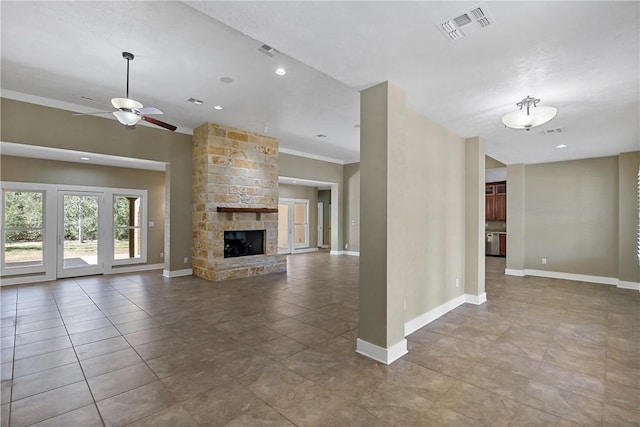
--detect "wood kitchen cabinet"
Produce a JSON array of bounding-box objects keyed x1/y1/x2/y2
[
  {"x1": 486, "y1": 181, "x2": 507, "y2": 221},
  {"x1": 499, "y1": 233, "x2": 507, "y2": 256}
]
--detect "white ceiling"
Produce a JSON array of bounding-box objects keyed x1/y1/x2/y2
[{"x1": 1, "y1": 1, "x2": 638, "y2": 167}]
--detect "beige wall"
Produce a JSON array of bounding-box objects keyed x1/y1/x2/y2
[
  {"x1": 343, "y1": 162, "x2": 360, "y2": 253},
  {"x1": 278, "y1": 183, "x2": 319, "y2": 248},
  {"x1": 398, "y1": 109, "x2": 466, "y2": 321},
  {"x1": 1, "y1": 156, "x2": 166, "y2": 265},
  {"x1": 359, "y1": 82, "x2": 468, "y2": 352},
  {"x1": 465, "y1": 137, "x2": 485, "y2": 297},
  {"x1": 523, "y1": 156, "x2": 619, "y2": 277},
  {"x1": 618, "y1": 151, "x2": 640, "y2": 283},
  {"x1": 278, "y1": 153, "x2": 343, "y2": 252},
  {"x1": 1, "y1": 98, "x2": 193, "y2": 271},
  {"x1": 359, "y1": 82, "x2": 393, "y2": 348},
  {"x1": 506, "y1": 164, "x2": 526, "y2": 272},
  {"x1": 486, "y1": 155, "x2": 506, "y2": 169}
]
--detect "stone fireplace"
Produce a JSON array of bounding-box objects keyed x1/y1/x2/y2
[{"x1": 192, "y1": 123, "x2": 286, "y2": 281}]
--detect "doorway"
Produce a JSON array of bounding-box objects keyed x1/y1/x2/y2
[
  {"x1": 277, "y1": 198, "x2": 309, "y2": 254},
  {"x1": 58, "y1": 191, "x2": 104, "y2": 278}
]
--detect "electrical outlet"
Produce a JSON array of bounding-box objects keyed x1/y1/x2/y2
[
  {"x1": 345, "y1": 243, "x2": 348, "y2": 250},
  {"x1": 184, "y1": 257, "x2": 189, "y2": 263},
  {"x1": 455, "y1": 278, "x2": 460, "y2": 288},
  {"x1": 160, "y1": 252, "x2": 164, "y2": 258},
  {"x1": 542, "y1": 257, "x2": 547, "y2": 265},
  {"x1": 148, "y1": 221, "x2": 155, "y2": 227}
]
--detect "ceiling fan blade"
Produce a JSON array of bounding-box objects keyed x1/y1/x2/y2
[
  {"x1": 72, "y1": 111, "x2": 113, "y2": 116},
  {"x1": 141, "y1": 115, "x2": 177, "y2": 131},
  {"x1": 137, "y1": 106, "x2": 163, "y2": 115}
]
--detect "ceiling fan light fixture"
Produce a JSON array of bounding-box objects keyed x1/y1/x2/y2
[
  {"x1": 112, "y1": 97, "x2": 143, "y2": 110},
  {"x1": 501, "y1": 96, "x2": 557, "y2": 131},
  {"x1": 113, "y1": 110, "x2": 141, "y2": 126}
]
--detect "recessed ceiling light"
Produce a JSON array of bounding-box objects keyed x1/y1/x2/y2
[
  {"x1": 292, "y1": 180, "x2": 297, "y2": 184},
  {"x1": 218, "y1": 77, "x2": 234, "y2": 84},
  {"x1": 314, "y1": 134, "x2": 327, "y2": 138},
  {"x1": 213, "y1": 105, "x2": 223, "y2": 110},
  {"x1": 187, "y1": 98, "x2": 204, "y2": 105},
  {"x1": 556, "y1": 144, "x2": 568, "y2": 149},
  {"x1": 275, "y1": 68, "x2": 287, "y2": 76},
  {"x1": 80, "y1": 156, "x2": 91, "y2": 161}
]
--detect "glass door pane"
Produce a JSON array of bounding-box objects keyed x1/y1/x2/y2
[
  {"x1": 294, "y1": 202, "x2": 308, "y2": 247},
  {"x1": 59, "y1": 192, "x2": 103, "y2": 277},
  {"x1": 277, "y1": 203, "x2": 290, "y2": 254},
  {"x1": 114, "y1": 195, "x2": 142, "y2": 260},
  {"x1": 2, "y1": 190, "x2": 45, "y2": 272}
]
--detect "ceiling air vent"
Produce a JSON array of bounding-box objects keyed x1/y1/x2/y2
[
  {"x1": 539, "y1": 128, "x2": 565, "y2": 134},
  {"x1": 437, "y1": 3, "x2": 495, "y2": 41},
  {"x1": 258, "y1": 44, "x2": 278, "y2": 57}
]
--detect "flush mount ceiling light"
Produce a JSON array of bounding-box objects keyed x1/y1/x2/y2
[{"x1": 501, "y1": 96, "x2": 557, "y2": 131}]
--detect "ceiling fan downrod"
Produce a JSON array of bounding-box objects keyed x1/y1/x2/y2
[{"x1": 122, "y1": 51, "x2": 134, "y2": 99}]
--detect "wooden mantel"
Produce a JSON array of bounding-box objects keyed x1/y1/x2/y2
[{"x1": 216, "y1": 207, "x2": 278, "y2": 214}]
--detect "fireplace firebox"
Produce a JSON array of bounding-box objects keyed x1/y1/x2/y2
[{"x1": 224, "y1": 230, "x2": 265, "y2": 258}]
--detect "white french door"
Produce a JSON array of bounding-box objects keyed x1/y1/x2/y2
[
  {"x1": 58, "y1": 191, "x2": 105, "y2": 278},
  {"x1": 277, "y1": 198, "x2": 309, "y2": 254}
]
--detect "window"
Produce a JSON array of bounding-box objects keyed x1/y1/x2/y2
[
  {"x1": 113, "y1": 194, "x2": 146, "y2": 263},
  {"x1": 2, "y1": 190, "x2": 45, "y2": 273}
]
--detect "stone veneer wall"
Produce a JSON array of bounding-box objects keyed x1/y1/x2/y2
[{"x1": 192, "y1": 123, "x2": 286, "y2": 281}]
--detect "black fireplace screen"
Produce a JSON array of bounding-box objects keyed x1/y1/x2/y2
[{"x1": 224, "y1": 230, "x2": 265, "y2": 258}]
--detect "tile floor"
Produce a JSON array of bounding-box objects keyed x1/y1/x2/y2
[{"x1": 0, "y1": 254, "x2": 638, "y2": 426}]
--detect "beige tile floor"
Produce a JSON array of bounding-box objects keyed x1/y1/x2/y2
[{"x1": 0, "y1": 253, "x2": 638, "y2": 426}]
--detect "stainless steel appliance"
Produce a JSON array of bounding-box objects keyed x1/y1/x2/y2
[{"x1": 486, "y1": 232, "x2": 500, "y2": 256}]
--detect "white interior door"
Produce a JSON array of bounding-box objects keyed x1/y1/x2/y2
[
  {"x1": 317, "y1": 202, "x2": 323, "y2": 248},
  {"x1": 58, "y1": 191, "x2": 104, "y2": 277},
  {"x1": 277, "y1": 203, "x2": 290, "y2": 254},
  {"x1": 278, "y1": 198, "x2": 309, "y2": 254}
]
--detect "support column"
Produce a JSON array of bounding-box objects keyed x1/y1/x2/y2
[
  {"x1": 505, "y1": 164, "x2": 526, "y2": 276},
  {"x1": 357, "y1": 82, "x2": 407, "y2": 364},
  {"x1": 464, "y1": 137, "x2": 486, "y2": 304},
  {"x1": 618, "y1": 151, "x2": 640, "y2": 290}
]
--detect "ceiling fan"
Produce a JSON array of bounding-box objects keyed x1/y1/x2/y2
[{"x1": 75, "y1": 52, "x2": 177, "y2": 131}]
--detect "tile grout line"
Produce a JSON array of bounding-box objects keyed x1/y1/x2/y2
[{"x1": 50, "y1": 280, "x2": 108, "y2": 427}]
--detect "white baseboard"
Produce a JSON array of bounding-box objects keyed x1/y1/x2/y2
[
  {"x1": 465, "y1": 292, "x2": 487, "y2": 305},
  {"x1": 356, "y1": 338, "x2": 407, "y2": 365},
  {"x1": 404, "y1": 294, "x2": 466, "y2": 336},
  {"x1": 404, "y1": 292, "x2": 487, "y2": 336},
  {"x1": 505, "y1": 268, "x2": 526, "y2": 276},
  {"x1": 292, "y1": 248, "x2": 318, "y2": 254},
  {"x1": 617, "y1": 280, "x2": 640, "y2": 291},
  {"x1": 330, "y1": 250, "x2": 343, "y2": 255},
  {"x1": 508, "y1": 268, "x2": 636, "y2": 291},
  {"x1": 318, "y1": 245, "x2": 329, "y2": 249},
  {"x1": 1, "y1": 273, "x2": 56, "y2": 286},
  {"x1": 523, "y1": 269, "x2": 617, "y2": 286},
  {"x1": 343, "y1": 251, "x2": 360, "y2": 257},
  {"x1": 107, "y1": 263, "x2": 164, "y2": 274},
  {"x1": 162, "y1": 268, "x2": 193, "y2": 278}
]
